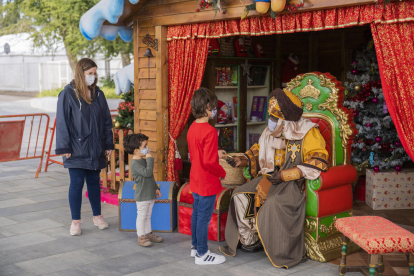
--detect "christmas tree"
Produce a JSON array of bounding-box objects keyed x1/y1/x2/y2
[
  {"x1": 112, "y1": 88, "x2": 134, "y2": 168},
  {"x1": 114, "y1": 89, "x2": 134, "y2": 131},
  {"x1": 343, "y1": 31, "x2": 410, "y2": 173}
]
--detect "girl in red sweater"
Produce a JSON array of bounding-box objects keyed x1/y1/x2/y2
[{"x1": 187, "y1": 87, "x2": 227, "y2": 265}]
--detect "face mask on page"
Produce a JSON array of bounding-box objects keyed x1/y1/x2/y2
[{"x1": 268, "y1": 119, "x2": 278, "y2": 132}]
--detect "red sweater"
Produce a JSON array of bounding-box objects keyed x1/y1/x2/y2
[{"x1": 187, "y1": 122, "x2": 226, "y2": 196}]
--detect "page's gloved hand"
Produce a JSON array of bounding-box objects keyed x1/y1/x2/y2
[
  {"x1": 226, "y1": 156, "x2": 241, "y2": 168},
  {"x1": 267, "y1": 171, "x2": 282, "y2": 185}
]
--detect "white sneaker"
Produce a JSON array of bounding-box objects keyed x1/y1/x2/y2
[
  {"x1": 195, "y1": 250, "x2": 226, "y2": 265},
  {"x1": 191, "y1": 246, "x2": 197, "y2": 257}
]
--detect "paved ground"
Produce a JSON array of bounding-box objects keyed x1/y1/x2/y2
[
  {"x1": 0, "y1": 159, "x2": 364, "y2": 276},
  {"x1": 0, "y1": 95, "x2": 364, "y2": 275}
]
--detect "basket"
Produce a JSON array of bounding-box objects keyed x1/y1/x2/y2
[{"x1": 219, "y1": 153, "x2": 247, "y2": 186}]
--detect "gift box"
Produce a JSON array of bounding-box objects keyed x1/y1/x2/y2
[
  {"x1": 119, "y1": 181, "x2": 178, "y2": 232},
  {"x1": 366, "y1": 169, "x2": 414, "y2": 210},
  {"x1": 178, "y1": 183, "x2": 232, "y2": 242}
]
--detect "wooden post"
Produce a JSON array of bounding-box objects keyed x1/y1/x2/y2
[
  {"x1": 127, "y1": 129, "x2": 134, "y2": 181},
  {"x1": 340, "y1": 235, "x2": 349, "y2": 276},
  {"x1": 119, "y1": 130, "x2": 125, "y2": 183},
  {"x1": 110, "y1": 129, "x2": 116, "y2": 190},
  {"x1": 133, "y1": 19, "x2": 140, "y2": 133},
  {"x1": 155, "y1": 25, "x2": 168, "y2": 181},
  {"x1": 369, "y1": 254, "x2": 378, "y2": 276},
  {"x1": 378, "y1": 254, "x2": 384, "y2": 276}
]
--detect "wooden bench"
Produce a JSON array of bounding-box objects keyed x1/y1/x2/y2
[{"x1": 335, "y1": 216, "x2": 414, "y2": 276}]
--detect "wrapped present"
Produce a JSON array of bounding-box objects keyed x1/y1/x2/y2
[
  {"x1": 366, "y1": 169, "x2": 414, "y2": 210},
  {"x1": 178, "y1": 183, "x2": 232, "y2": 242},
  {"x1": 119, "y1": 181, "x2": 178, "y2": 232}
]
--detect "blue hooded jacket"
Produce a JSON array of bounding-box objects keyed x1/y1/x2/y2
[{"x1": 55, "y1": 82, "x2": 114, "y2": 170}]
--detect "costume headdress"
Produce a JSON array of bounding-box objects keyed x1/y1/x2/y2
[{"x1": 268, "y1": 88, "x2": 303, "y2": 122}]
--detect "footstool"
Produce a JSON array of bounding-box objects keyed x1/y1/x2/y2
[{"x1": 335, "y1": 216, "x2": 414, "y2": 276}]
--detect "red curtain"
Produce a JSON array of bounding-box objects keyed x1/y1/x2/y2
[
  {"x1": 167, "y1": 24, "x2": 210, "y2": 182},
  {"x1": 371, "y1": 21, "x2": 414, "y2": 161},
  {"x1": 167, "y1": 2, "x2": 414, "y2": 40}
]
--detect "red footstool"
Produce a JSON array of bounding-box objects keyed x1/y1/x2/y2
[{"x1": 335, "y1": 216, "x2": 414, "y2": 276}]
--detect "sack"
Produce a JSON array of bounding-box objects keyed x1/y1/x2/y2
[
  {"x1": 254, "y1": 175, "x2": 272, "y2": 217},
  {"x1": 255, "y1": 176, "x2": 272, "y2": 205}
]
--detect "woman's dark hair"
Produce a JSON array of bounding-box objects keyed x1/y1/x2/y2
[
  {"x1": 124, "y1": 133, "x2": 149, "y2": 155},
  {"x1": 191, "y1": 87, "x2": 218, "y2": 119}
]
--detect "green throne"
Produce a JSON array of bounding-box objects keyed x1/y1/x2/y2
[{"x1": 285, "y1": 72, "x2": 360, "y2": 262}]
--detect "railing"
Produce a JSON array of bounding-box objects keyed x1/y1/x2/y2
[
  {"x1": 100, "y1": 127, "x2": 133, "y2": 191},
  {"x1": 0, "y1": 113, "x2": 50, "y2": 177}
]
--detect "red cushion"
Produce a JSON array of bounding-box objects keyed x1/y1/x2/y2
[
  {"x1": 335, "y1": 216, "x2": 414, "y2": 254},
  {"x1": 319, "y1": 165, "x2": 357, "y2": 191},
  {"x1": 317, "y1": 184, "x2": 352, "y2": 217},
  {"x1": 310, "y1": 117, "x2": 332, "y2": 164}
]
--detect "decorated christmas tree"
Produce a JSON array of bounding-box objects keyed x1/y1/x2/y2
[
  {"x1": 344, "y1": 31, "x2": 410, "y2": 173},
  {"x1": 113, "y1": 89, "x2": 134, "y2": 131},
  {"x1": 112, "y1": 88, "x2": 134, "y2": 168}
]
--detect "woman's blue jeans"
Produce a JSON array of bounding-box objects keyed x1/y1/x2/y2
[
  {"x1": 191, "y1": 192, "x2": 216, "y2": 256},
  {"x1": 68, "y1": 168, "x2": 101, "y2": 220}
]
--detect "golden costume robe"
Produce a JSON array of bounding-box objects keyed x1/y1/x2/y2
[{"x1": 219, "y1": 118, "x2": 329, "y2": 268}]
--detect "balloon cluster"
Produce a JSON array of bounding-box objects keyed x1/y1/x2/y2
[{"x1": 348, "y1": 80, "x2": 382, "y2": 103}]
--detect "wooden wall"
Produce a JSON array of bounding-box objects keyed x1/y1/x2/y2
[{"x1": 134, "y1": 23, "x2": 168, "y2": 181}]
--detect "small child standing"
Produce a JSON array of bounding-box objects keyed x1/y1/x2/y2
[
  {"x1": 187, "y1": 87, "x2": 227, "y2": 265},
  {"x1": 124, "y1": 133, "x2": 163, "y2": 247}
]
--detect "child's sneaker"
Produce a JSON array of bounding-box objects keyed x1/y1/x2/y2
[
  {"x1": 138, "y1": 235, "x2": 152, "y2": 247},
  {"x1": 70, "y1": 220, "x2": 82, "y2": 236},
  {"x1": 146, "y1": 232, "x2": 163, "y2": 243},
  {"x1": 191, "y1": 246, "x2": 197, "y2": 257},
  {"x1": 93, "y1": 215, "x2": 109, "y2": 230},
  {"x1": 195, "y1": 250, "x2": 226, "y2": 265}
]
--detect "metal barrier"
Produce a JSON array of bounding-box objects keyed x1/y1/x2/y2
[
  {"x1": 0, "y1": 113, "x2": 50, "y2": 178},
  {"x1": 44, "y1": 118, "x2": 63, "y2": 172},
  {"x1": 44, "y1": 109, "x2": 118, "y2": 172}
]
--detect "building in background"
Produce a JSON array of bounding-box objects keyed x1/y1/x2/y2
[{"x1": 0, "y1": 33, "x2": 123, "y2": 94}]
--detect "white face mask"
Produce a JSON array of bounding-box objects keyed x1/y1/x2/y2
[
  {"x1": 85, "y1": 74, "x2": 95, "y2": 86},
  {"x1": 210, "y1": 109, "x2": 217, "y2": 119},
  {"x1": 268, "y1": 118, "x2": 278, "y2": 132}
]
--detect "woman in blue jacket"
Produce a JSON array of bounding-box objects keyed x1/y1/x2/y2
[{"x1": 56, "y1": 58, "x2": 114, "y2": 236}]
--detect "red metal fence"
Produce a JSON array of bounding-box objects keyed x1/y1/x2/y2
[
  {"x1": 44, "y1": 109, "x2": 119, "y2": 172},
  {"x1": 0, "y1": 113, "x2": 50, "y2": 178}
]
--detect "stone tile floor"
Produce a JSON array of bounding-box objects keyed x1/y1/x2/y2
[{"x1": 0, "y1": 159, "x2": 412, "y2": 275}]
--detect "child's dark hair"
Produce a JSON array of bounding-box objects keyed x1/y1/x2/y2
[
  {"x1": 191, "y1": 87, "x2": 218, "y2": 119},
  {"x1": 123, "y1": 133, "x2": 149, "y2": 155}
]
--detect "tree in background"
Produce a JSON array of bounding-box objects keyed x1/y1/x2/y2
[
  {"x1": 18, "y1": 0, "x2": 100, "y2": 73},
  {"x1": 0, "y1": 0, "x2": 31, "y2": 35},
  {"x1": 344, "y1": 31, "x2": 410, "y2": 173},
  {"x1": 100, "y1": 36, "x2": 133, "y2": 68},
  {"x1": 1, "y1": 0, "x2": 132, "y2": 74}
]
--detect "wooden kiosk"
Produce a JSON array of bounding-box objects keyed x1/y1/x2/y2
[{"x1": 97, "y1": 0, "x2": 396, "y2": 183}]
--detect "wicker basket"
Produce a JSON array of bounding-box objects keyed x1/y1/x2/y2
[{"x1": 219, "y1": 153, "x2": 247, "y2": 186}]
